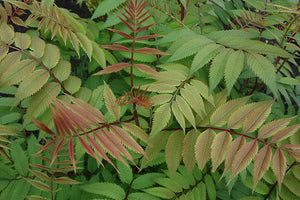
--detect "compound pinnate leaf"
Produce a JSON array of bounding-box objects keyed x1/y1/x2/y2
[
  {"x1": 257, "y1": 117, "x2": 294, "y2": 139},
  {"x1": 104, "y1": 82, "x2": 120, "y2": 120},
  {"x1": 150, "y1": 103, "x2": 171, "y2": 140}
]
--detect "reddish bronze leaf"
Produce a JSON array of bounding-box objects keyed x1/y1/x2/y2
[
  {"x1": 107, "y1": 28, "x2": 133, "y2": 39},
  {"x1": 272, "y1": 148, "x2": 286, "y2": 189},
  {"x1": 136, "y1": 23, "x2": 158, "y2": 32},
  {"x1": 135, "y1": 47, "x2": 170, "y2": 55},
  {"x1": 68, "y1": 138, "x2": 76, "y2": 173},
  {"x1": 101, "y1": 44, "x2": 131, "y2": 52},
  {"x1": 50, "y1": 138, "x2": 65, "y2": 166},
  {"x1": 93, "y1": 131, "x2": 128, "y2": 167},
  {"x1": 36, "y1": 137, "x2": 58, "y2": 154},
  {"x1": 86, "y1": 134, "x2": 115, "y2": 168},
  {"x1": 112, "y1": 14, "x2": 135, "y2": 32},
  {"x1": 31, "y1": 117, "x2": 55, "y2": 136},
  {"x1": 136, "y1": 34, "x2": 165, "y2": 41},
  {"x1": 79, "y1": 136, "x2": 103, "y2": 165},
  {"x1": 94, "y1": 63, "x2": 130, "y2": 75},
  {"x1": 134, "y1": 64, "x2": 161, "y2": 76}
]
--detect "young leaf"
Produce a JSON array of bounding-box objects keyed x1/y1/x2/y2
[
  {"x1": 26, "y1": 179, "x2": 50, "y2": 191},
  {"x1": 182, "y1": 130, "x2": 198, "y2": 173},
  {"x1": 211, "y1": 96, "x2": 250, "y2": 127},
  {"x1": 30, "y1": 36, "x2": 45, "y2": 58},
  {"x1": 253, "y1": 145, "x2": 272, "y2": 191},
  {"x1": 171, "y1": 101, "x2": 185, "y2": 131},
  {"x1": 104, "y1": 82, "x2": 120, "y2": 120},
  {"x1": 257, "y1": 117, "x2": 294, "y2": 139},
  {"x1": 165, "y1": 130, "x2": 184, "y2": 178},
  {"x1": 14, "y1": 69, "x2": 49, "y2": 104},
  {"x1": 150, "y1": 103, "x2": 171, "y2": 140},
  {"x1": 42, "y1": 43, "x2": 60, "y2": 69},
  {"x1": 93, "y1": 63, "x2": 130, "y2": 75},
  {"x1": 243, "y1": 100, "x2": 273, "y2": 133},
  {"x1": 121, "y1": 122, "x2": 148, "y2": 143},
  {"x1": 134, "y1": 64, "x2": 161, "y2": 77},
  {"x1": 230, "y1": 140, "x2": 258, "y2": 181},
  {"x1": 195, "y1": 129, "x2": 216, "y2": 170},
  {"x1": 270, "y1": 124, "x2": 300, "y2": 143},
  {"x1": 176, "y1": 95, "x2": 196, "y2": 129},
  {"x1": 223, "y1": 136, "x2": 246, "y2": 176},
  {"x1": 52, "y1": 60, "x2": 71, "y2": 81},
  {"x1": 211, "y1": 131, "x2": 232, "y2": 172},
  {"x1": 272, "y1": 148, "x2": 286, "y2": 189},
  {"x1": 15, "y1": 32, "x2": 31, "y2": 50},
  {"x1": 53, "y1": 177, "x2": 80, "y2": 184}
]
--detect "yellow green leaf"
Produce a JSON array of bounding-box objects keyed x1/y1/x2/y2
[
  {"x1": 27, "y1": 82, "x2": 61, "y2": 118},
  {"x1": 0, "y1": 22, "x2": 14, "y2": 44},
  {"x1": 183, "y1": 130, "x2": 198, "y2": 173},
  {"x1": 14, "y1": 69, "x2": 49, "y2": 103},
  {"x1": 53, "y1": 60, "x2": 71, "y2": 81},
  {"x1": 211, "y1": 96, "x2": 250, "y2": 126},
  {"x1": 230, "y1": 140, "x2": 258, "y2": 181},
  {"x1": 272, "y1": 148, "x2": 286, "y2": 189},
  {"x1": 176, "y1": 95, "x2": 196, "y2": 129},
  {"x1": 253, "y1": 145, "x2": 272, "y2": 191},
  {"x1": 104, "y1": 82, "x2": 120, "y2": 120},
  {"x1": 42, "y1": 44, "x2": 60, "y2": 69},
  {"x1": 258, "y1": 117, "x2": 294, "y2": 139},
  {"x1": 150, "y1": 103, "x2": 171, "y2": 140},
  {"x1": 166, "y1": 130, "x2": 184, "y2": 178},
  {"x1": 26, "y1": 179, "x2": 50, "y2": 191},
  {"x1": 195, "y1": 129, "x2": 216, "y2": 170},
  {"x1": 30, "y1": 36, "x2": 45, "y2": 58},
  {"x1": 243, "y1": 100, "x2": 273, "y2": 133},
  {"x1": 211, "y1": 131, "x2": 232, "y2": 172},
  {"x1": 172, "y1": 101, "x2": 185, "y2": 132},
  {"x1": 77, "y1": 32, "x2": 92, "y2": 59},
  {"x1": 15, "y1": 32, "x2": 31, "y2": 49},
  {"x1": 63, "y1": 75, "x2": 81, "y2": 94}
]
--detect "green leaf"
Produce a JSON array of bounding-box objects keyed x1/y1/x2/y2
[
  {"x1": 165, "y1": 130, "x2": 184, "y2": 178},
  {"x1": 92, "y1": 42, "x2": 106, "y2": 67},
  {"x1": 14, "y1": 69, "x2": 49, "y2": 104},
  {"x1": 42, "y1": 44, "x2": 60, "y2": 69},
  {"x1": 15, "y1": 33, "x2": 31, "y2": 50},
  {"x1": 53, "y1": 60, "x2": 71, "y2": 82},
  {"x1": 11, "y1": 143, "x2": 29, "y2": 176},
  {"x1": 190, "y1": 43, "x2": 223, "y2": 76},
  {"x1": 150, "y1": 103, "x2": 171, "y2": 140},
  {"x1": 0, "y1": 22, "x2": 14, "y2": 44},
  {"x1": 176, "y1": 96, "x2": 196, "y2": 129},
  {"x1": 30, "y1": 36, "x2": 45, "y2": 58},
  {"x1": 117, "y1": 160, "x2": 133, "y2": 184},
  {"x1": 104, "y1": 82, "x2": 120, "y2": 120},
  {"x1": 247, "y1": 53, "x2": 277, "y2": 97},
  {"x1": 204, "y1": 175, "x2": 216, "y2": 200},
  {"x1": 127, "y1": 192, "x2": 160, "y2": 200},
  {"x1": 278, "y1": 77, "x2": 300, "y2": 85},
  {"x1": 224, "y1": 50, "x2": 245, "y2": 94},
  {"x1": 91, "y1": 0, "x2": 127, "y2": 19},
  {"x1": 167, "y1": 35, "x2": 213, "y2": 63},
  {"x1": 209, "y1": 48, "x2": 232, "y2": 92},
  {"x1": 63, "y1": 75, "x2": 82, "y2": 94},
  {"x1": 0, "y1": 180, "x2": 30, "y2": 200},
  {"x1": 27, "y1": 82, "x2": 61, "y2": 118},
  {"x1": 0, "y1": 59, "x2": 36, "y2": 88},
  {"x1": 144, "y1": 187, "x2": 175, "y2": 199},
  {"x1": 132, "y1": 173, "x2": 165, "y2": 190},
  {"x1": 171, "y1": 101, "x2": 185, "y2": 131},
  {"x1": 80, "y1": 183, "x2": 126, "y2": 200},
  {"x1": 77, "y1": 33, "x2": 93, "y2": 60}
]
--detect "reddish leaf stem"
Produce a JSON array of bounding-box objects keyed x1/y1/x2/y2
[
  {"x1": 164, "y1": 126, "x2": 278, "y2": 149},
  {"x1": 171, "y1": 76, "x2": 194, "y2": 102},
  {"x1": 8, "y1": 45, "x2": 71, "y2": 95},
  {"x1": 74, "y1": 117, "x2": 135, "y2": 137}
]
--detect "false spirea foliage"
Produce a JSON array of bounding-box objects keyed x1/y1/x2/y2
[{"x1": 0, "y1": 0, "x2": 299, "y2": 200}]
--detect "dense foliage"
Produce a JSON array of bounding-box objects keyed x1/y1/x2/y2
[{"x1": 0, "y1": 0, "x2": 299, "y2": 199}]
